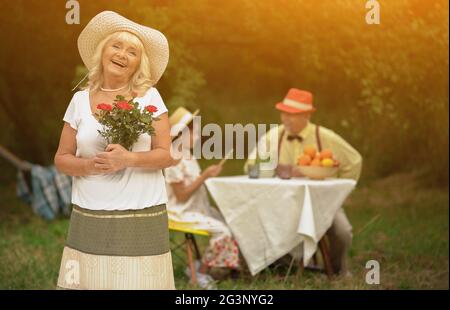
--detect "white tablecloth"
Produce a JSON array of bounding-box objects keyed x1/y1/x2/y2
[{"x1": 205, "y1": 176, "x2": 356, "y2": 275}]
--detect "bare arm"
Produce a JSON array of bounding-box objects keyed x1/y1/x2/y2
[
  {"x1": 170, "y1": 164, "x2": 222, "y2": 203},
  {"x1": 54, "y1": 123, "x2": 103, "y2": 176},
  {"x1": 170, "y1": 175, "x2": 207, "y2": 203}
]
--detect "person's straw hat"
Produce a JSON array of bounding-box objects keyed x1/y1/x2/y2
[
  {"x1": 77, "y1": 11, "x2": 169, "y2": 85},
  {"x1": 275, "y1": 88, "x2": 316, "y2": 114},
  {"x1": 169, "y1": 107, "x2": 200, "y2": 136}
]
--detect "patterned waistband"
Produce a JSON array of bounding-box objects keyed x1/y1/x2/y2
[
  {"x1": 66, "y1": 204, "x2": 170, "y2": 256},
  {"x1": 71, "y1": 203, "x2": 167, "y2": 217}
]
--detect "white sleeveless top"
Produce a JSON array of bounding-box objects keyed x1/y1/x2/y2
[{"x1": 62, "y1": 88, "x2": 168, "y2": 211}]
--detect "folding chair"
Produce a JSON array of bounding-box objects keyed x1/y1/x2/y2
[{"x1": 168, "y1": 220, "x2": 210, "y2": 285}]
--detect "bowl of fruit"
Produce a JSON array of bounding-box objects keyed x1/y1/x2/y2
[{"x1": 296, "y1": 146, "x2": 339, "y2": 180}]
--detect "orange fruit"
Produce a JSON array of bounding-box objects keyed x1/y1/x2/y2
[
  {"x1": 320, "y1": 149, "x2": 333, "y2": 160},
  {"x1": 298, "y1": 154, "x2": 312, "y2": 166},
  {"x1": 303, "y1": 145, "x2": 317, "y2": 159},
  {"x1": 321, "y1": 158, "x2": 334, "y2": 168},
  {"x1": 311, "y1": 158, "x2": 322, "y2": 167}
]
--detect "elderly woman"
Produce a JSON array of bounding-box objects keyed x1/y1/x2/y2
[{"x1": 54, "y1": 11, "x2": 174, "y2": 290}]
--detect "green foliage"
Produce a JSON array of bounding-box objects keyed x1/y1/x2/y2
[
  {"x1": 95, "y1": 95, "x2": 159, "y2": 150},
  {"x1": 0, "y1": 0, "x2": 448, "y2": 183}
]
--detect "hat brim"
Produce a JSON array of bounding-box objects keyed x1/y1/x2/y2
[
  {"x1": 171, "y1": 109, "x2": 200, "y2": 139},
  {"x1": 185, "y1": 109, "x2": 200, "y2": 127},
  {"x1": 78, "y1": 11, "x2": 169, "y2": 86},
  {"x1": 275, "y1": 103, "x2": 316, "y2": 114}
]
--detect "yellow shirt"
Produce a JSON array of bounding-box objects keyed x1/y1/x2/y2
[{"x1": 244, "y1": 122, "x2": 363, "y2": 181}]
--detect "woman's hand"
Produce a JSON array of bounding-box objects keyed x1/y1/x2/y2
[
  {"x1": 201, "y1": 164, "x2": 223, "y2": 179},
  {"x1": 84, "y1": 158, "x2": 108, "y2": 175},
  {"x1": 93, "y1": 144, "x2": 131, "y2": 173}
]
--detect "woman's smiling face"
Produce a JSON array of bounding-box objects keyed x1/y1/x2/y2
[{"x1": 102, "y1": 37, "x2": 142, "y2": 81}]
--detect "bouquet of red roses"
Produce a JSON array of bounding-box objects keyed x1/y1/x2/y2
[{"x1": 94, "y1": 95, "x2": 159, "y2": 151}]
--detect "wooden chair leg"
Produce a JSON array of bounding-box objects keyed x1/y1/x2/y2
[
  {"x1": 297, "y1": 258, "x2": 304, "y2": 277},
  {"x1": 190, "y1": 234, "x2": 202, "y2": 260},
  {"x1": 186, "y1": 235, "x2": 197, "y2": 284},
  {"x1": 313, "y1": 252, "x2": 318, "y2": 267},
  {"x1": 319, "y1": 237, "x2": 334, "y2": 279}
]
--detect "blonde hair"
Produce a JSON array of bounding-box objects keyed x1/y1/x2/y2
[{"x1": 83, "y1": 31, "x2": 153, "y2": 96}]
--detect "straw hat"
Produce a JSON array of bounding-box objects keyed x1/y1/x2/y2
[
  {"x1": 169, "y1": 107, "x2": 200, "y2": 136},
  {"x1": 77, "y1": 11, "x2": 169, "y2": 85},
  {"x1": 275, "y1": 88, "x2": 316, "y2": 114}
]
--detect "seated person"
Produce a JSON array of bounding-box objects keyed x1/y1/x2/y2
[
  {"x1": 165, "y1": 107, "x2": 241, "y2": 289},
  {"x1": 244, "y1": 88, "x2": 362, "y2": 275}
]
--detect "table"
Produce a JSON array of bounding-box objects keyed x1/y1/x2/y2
[{"x1": 205, "y1": 176, "x2": 356, "y2": 275}]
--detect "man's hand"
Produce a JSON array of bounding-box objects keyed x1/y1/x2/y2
[
  {"x1": 291, "y1": 166, "x2": 305, "y2": 178},
  {"x1": 276, "y1": 164, "x2": 293, "y2": 179}
]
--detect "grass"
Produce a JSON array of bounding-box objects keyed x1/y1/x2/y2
[{"x1": 0, "y1": 171, "x2": 448, "y2": 289}]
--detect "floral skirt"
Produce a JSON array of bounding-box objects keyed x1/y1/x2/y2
[
  {"x1": 203, "y1": 235, "x2": 240, "y2": 269},
  {"x1": 56, "y1": 204, "x2": 175, "y2": 290}
]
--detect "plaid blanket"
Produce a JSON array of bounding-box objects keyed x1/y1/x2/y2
[{"x1": 16, "y1": 164, "x2": 72, "y2": 221}]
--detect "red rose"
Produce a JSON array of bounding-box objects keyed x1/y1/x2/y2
[
  {"x1": 145, "y1": 105, "x2": 158, "y2": 113},
  {"x1": 97, "y1": 103, "x2": 113, "y2": 111},
  {"x1": 116, "y1": 101, "x2": 133, "y2": 110}
]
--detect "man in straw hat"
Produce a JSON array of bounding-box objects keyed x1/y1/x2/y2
[
  {"x1": 165, "y1": 107, "x2": 241, "y2": 289},
  {"x1": 54, "y1": 11, "x2": 175, "y2": 289},
  {"x1": 245, "y1": 88, "x2": 362, "y2": 275}
]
